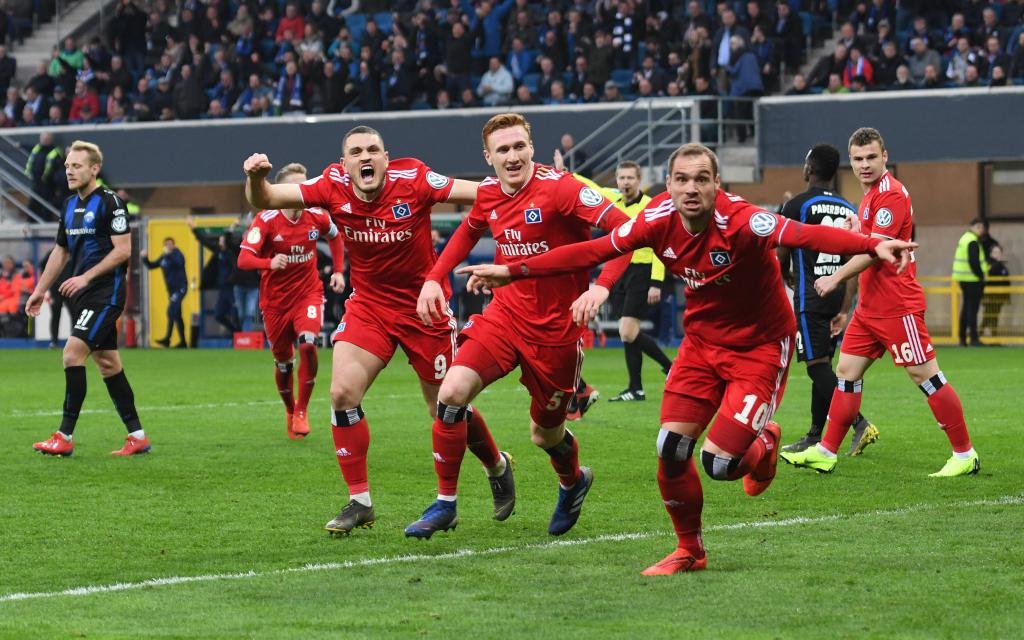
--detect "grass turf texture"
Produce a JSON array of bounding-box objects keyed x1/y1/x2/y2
[{"x1": 1, "y1": 346, "x2": 1022, "y2": 639}]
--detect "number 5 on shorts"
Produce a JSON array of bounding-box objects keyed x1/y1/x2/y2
[{"x1": 545, "y1": 391, "x2": 565, "y2": 411}]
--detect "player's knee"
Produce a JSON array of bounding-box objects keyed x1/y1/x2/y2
[
  {"x1": 330, "y1": 380, "x2": 362, "y2": 409},
  {"x1": 657, "y1": 428, "x2": 696, "y2": 462},
  {"x1": 700, "y1": 449, "x2": 739, "y2": 481},
  {"x1": 619, "y1": 319, "x2": 639, "y2": 342},
  {"x1": 532, "y1": 422, "x2": 565, "y2": 449},
  {"x1": 437, "y1": 378, "x2": 473, "y2": 407}
]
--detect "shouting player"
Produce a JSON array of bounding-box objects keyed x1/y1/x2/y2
[
  {"x1": 406, "y1": 112, "x2": 633, "y2": 539},
  {"x1": 781, "y1": 127, "x2": 980, "y2": 477},
  {"x1": 460, "y1": 143, "x2": 914, "y2": 573},
  {"x1": 237, "y1": 162, "x2": 345, "y2": 439},
  {"x1": 242, "y1": 126, "x2": 514, "y2": 536},
  {"x1": 776, "y1": 144, "x2": 878, "y2": 456}
]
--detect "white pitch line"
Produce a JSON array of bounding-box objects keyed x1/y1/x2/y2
[
  {"x1": 4, "y1": 389, "x2": 507, "y2": 418},
  {"x1": 2, "y1": 494, "x2": 1020, "y2": 604}
]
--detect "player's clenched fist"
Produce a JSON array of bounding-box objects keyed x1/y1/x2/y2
[
  {"x1": 243, "y1": 153, "x2": 273, "y2": 179},
  {"x1": 269, "y1": 254, "x2": 288, "y2": 270}
]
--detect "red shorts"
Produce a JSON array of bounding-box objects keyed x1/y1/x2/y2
[
  {"x1": 263, "y1": 295, "x2": 324, "y2": 361},
  {"x1": 455, "y1": 310, "x2": 583, "y2": 429},
  {"x1": 661, "y1": 334, "x2": 793, "y2": 455},
  {"x1": 840, "y1": 311, "x2": 934, "y2": 367},
  {"x1": 331, "y1": 296, "x2": 457, "y2": 384}
]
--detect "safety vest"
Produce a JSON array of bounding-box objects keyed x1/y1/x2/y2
[
  {"x1": 951, "y1": 231, "x2": 989, "y2": 282},
  {"x1": 573, "y1": 174, "x2": 664, "y2": 281}
]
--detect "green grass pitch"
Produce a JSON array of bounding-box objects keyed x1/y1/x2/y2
[{"x1": 1, "y1": 345, "x2": 1022, "y2": 639}]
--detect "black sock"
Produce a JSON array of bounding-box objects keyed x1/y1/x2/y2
[
  {"x1": 806, "y1": 362, "x2": 837, "y2": 438},
  {"x1": 576, "y1": 377, "x2": 587, "y2": 394},
  {"x1": 104, "y1": 370, "x2": 142, "y2": 433},
  {"x1": 624, "y1": 340, "x2": 643, "y2": 391},
  {"x1": 634, "y1": 331, "x2": 673, "y2": 372},
  {"x1": 59, "y1": 366, "x2": 87, "y2": 436}
]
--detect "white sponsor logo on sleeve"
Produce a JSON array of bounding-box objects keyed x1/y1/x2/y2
[
  {"x1": 579, "y1": 186, "x2": 603, "y2": 207},
  {"x1": 617, "y1": 218, "x2": 635, "y2": 237},
  {"x1": 875, "y1": 208, "x2": 893, "y2": 228},
  {"x1": 426, "y1": 171, "x2": 450, "y2": 189},
  {"x1": 749, "y1": 211, "x2": 777, "y2": 237}
]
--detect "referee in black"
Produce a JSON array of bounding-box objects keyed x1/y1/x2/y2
[
  {"x1": 25, "y1": 140, "x2": 151, "y2": 457},
  {"x1": 777, "y1": 144, "x2": 877, "y2": 456}
]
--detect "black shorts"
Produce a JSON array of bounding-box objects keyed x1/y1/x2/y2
[
  {"x1": 795, "y1": 312, "x2": 836, "y2": 362},
  {"x1": 69, "y1": 289, "x2": 123, "y2": 351},
  {"x1": 610, "y1": 263, "x2": 654, "y2": 319}
]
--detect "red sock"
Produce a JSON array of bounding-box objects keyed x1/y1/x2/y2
[
  {"x1": 544, "y1": 429, "x2": 581, "y2": 487},
  {"x1": 730, "y1": 434, "x2": 766, "y2": 480},
  {"x1": 821, "y1": 382, "x2": 863, "y2": 454},
  {"x1": 657, "y1": 457, "x2": 705, "y2": 555},
  {"x1": 926, "y1": 383, "x2": 972, "y2": 453},
  {"x1": 295, "y1": 343, "x2": 318, "y2": 416},
  {"x1": 466, "y1": 406, "x2": 501, "y2": 468},
  {"x1": 433, "y1": 416, "x2": 467, "y2": 496},
  {"x1": 331, "y1": 413, "x2": 370, "y2": 494},
  {"x1": 274, "y1": 362, "x2": 294, "y2": 414}
]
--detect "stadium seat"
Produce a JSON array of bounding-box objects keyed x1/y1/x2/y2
[
  {"x1": 346, "y1": 14, "x2": 367, "y2": 43},
  {"x1": 610, "y1": 68, "x2": 632, "y2": 89},
  {"x1": 374, "y1": 12, "x2": 393, "y2": 34},
  {"x1": 522, "y1": 72, "x2": 540, "y2": 93},
  {"x1": 561, "y1": 70, "x2": 574, "y2": 87}
]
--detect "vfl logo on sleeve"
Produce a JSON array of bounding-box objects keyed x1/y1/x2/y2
[
  {"x1": 749, "y1": 212, "x2": 778, "y2": 237},
  {"x1": 874, "y1": 208, "x2": 893, "y2": 228},
  {"x1": 524, "y1": 208, "x2": 542, "y2": 224},
  {"x1": 247, "y1": 227, "x2": 261, "y2": 244},
  {"x1": 617, "y1": 218, "x2": 635, "y2": 237},
  {"x1": 308, "y1": 229, "x2": 319, "y2": 240},
  {"x1": 579, "y1": 186, "x2": 603, "y2": 207},
  {"x1": 426, "y1": 171, "x2": 450, "y2": 189},
  {"x1": 110, "y1": 215, "x2": 127, "y2": 233},
  {"x1": 709, "y1": 250, "x2": 731, "y2": 266},
  {"x1": 392, "y1": 202, "x2": 412, "y2": 220}
]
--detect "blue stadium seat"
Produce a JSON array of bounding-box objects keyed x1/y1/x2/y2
[
  {"x1": 411, "y1": 100, "x2": 432, "y2": 110},
  {"x1": 346, "y1": 13, "x2": 367, "y2": 43},
  {"x1": 561, "y1": 70, "x2": 573, "y2": 87},
  {"x1": 1014, "y1": 78, "x2": 1024, "y2": 85},
  {"x1": 610, "y1": 68, "x2": 632, "y2": 89},
  {"x1": 374, "y1": 12, "x2": 393, "y2": 34},
  {"x1": 799, "y1": 11, "x2": 812, "y2": 37},
  {"x1": 522, "y1": 72, "x2": 540, "y2": 93}
]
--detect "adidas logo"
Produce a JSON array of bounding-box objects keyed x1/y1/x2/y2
[
  {"x1": 273, "y1": 234, "x2": 284, "y2": 241},
  {"x1": 336, "y1": 448, "x2": 351, "y2": 457},
  {"x1": 341, "y1": 202, "x2": 352, "y2": 213},
  {"x1": 489, "y1": 210, "x2": 498, "y2": 220},
  {"x1": 926, "y1": 344, "x2": 934, "y2": 353},
  {"x1": 662, "y1": 247, "x2": 677, "y2": 259}
]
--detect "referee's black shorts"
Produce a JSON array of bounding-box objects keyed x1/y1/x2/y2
[
  {"x1": 68, "y1": 286, "x2": 124, "y2": 351},
  {"x1": 610, "y1": 263, "x2": 654, "y2": 319}
]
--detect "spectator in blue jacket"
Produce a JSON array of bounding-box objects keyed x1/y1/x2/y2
[
  {"x1": 727, "y1": 35, "x2": 763, "y2": 143},
  {"x1": 465, "y1": 0, "x2": 516, "y2": 75}
]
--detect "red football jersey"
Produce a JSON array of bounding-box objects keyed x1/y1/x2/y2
[
  {"x1": 465, "y1": 163, "x2": 624, "y2": 345},
  {"x1": 298, "y1": 157, "x2": 455, "y2": 309},
  {"x1": 855, "y1": 171, "x2": 926, "y2": 318},
  {"x1": 602, "y1": 190, "x2": 795, "y2": 347},
  {"x1": 240, "y1": 207, "x2": 336, "y2": 312}
]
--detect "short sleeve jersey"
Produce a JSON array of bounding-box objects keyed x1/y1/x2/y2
[
  {"x1": 239, "y1": 207, "x2": 337, "y2": 313},
  {"x1": 856, "y1": 172, "x2": 926, "y2": 318},
  {"x1": 469, "y1": 163, "x2": 620, "y2": 345},
  {"x1": 56, "y1": 187, "x2": 130, "y2": 303},
  {"x1": 610, "y1": 189, "x2": 795, "y2": 347},
  {"x1": 779, "y1": 187, "x2": 857, "y2": 315},
  {"x1": 298, "y1": 157, "x2": 455, "y2": 309}
]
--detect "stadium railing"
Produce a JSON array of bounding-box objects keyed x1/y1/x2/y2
[{"x1": 922, "y1": 275, "x2": 1024, "y2": 345}]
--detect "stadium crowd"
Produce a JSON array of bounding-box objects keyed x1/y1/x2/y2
[{"x1": 0, "y1": 0, "x2": 1016, "y2": 127}]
